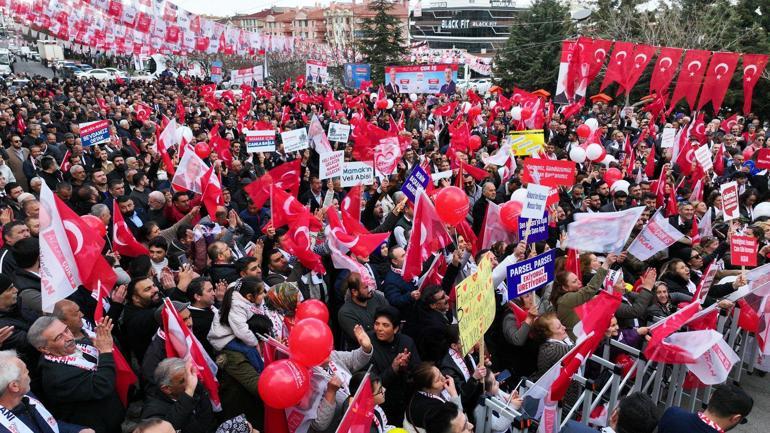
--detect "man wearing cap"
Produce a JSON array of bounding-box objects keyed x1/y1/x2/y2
[
  {"x1": 27, "y1": 316, "x2": 125, "y2": 433},
  {"x1": 141, "y1": 300, "x2": 192, "y2": 388},
  {"x1": 0, "y1": 350, "x2": 94, "y2": 433},
  {"x1": 658, "y1": 383, "x2": 752, "y2": 433}
]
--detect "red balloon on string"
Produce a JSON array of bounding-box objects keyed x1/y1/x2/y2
[
  {"x1": 295, "y1": 300, "x2": 330, "y2": 323},
  {"x1": 521, "y1": 107, "x2": 533, "y2": 119},
  {"x1": 434, "y1": 186, "x2": 469, "y2": 226},
  {"x1": 375, "y1": 98, "x2": 389, "y2": 110},
  {"x1": 194, "y1": 142, "x2": 211, "y2": 159},
  {"x1": 500, "y1": 200, "x2": 523, "y2": 232},
  {"x1": 81, "y1": 215, "x2": 106, "y2": 238},
  {"x1": 604, "y1": 168, "x2": 623, "y2": 187},
  {"x1": 289, "y1": 318, "x2": 334, "y2": 367},
  {"x1": 258, "y1": 359, "x2": 310, "y2": 408},
  {"x1": 468, "y1": 135, "x2": 482, "y2": 152},
  {"x1": 576, "y1": 124, "x2": 591, "y2": 138},
  {"x1": 467, "y1": 105, "x2": 482, "y2": 119}
]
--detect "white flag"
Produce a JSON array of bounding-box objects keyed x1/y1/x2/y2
[
  {"x1": 567, "y1": 206, "x2": 645, "y2": 254},
  {"x1": 39, "y1": 184, "x2": 81, "y2": 312},
  {"x1": 171, "y1": 145, "x2": 209, "y2": 193},
  {"x1": 627, "y1": 211, "x2": 684, "y2": 261},
  {"x1": 666, "y1": 330, "x2": 739, "y2": 385}
]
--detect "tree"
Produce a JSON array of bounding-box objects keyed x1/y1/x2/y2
[
  {"x1": 357, "y1": 0, "x2": 407, "y2": 84},
  {"x1": 493, "y1": 0, "x2": 575, "y2": 90}
]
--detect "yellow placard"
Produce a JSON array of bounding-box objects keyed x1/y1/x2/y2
[
  {"x1": 508, "y1": 129, "x2": 545, "y2": 156},
  {"x1": 455, "y1": 256, "x2": 496, "y2": 356}
]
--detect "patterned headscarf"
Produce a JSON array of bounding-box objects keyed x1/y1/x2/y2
[{"x1": 267, "y1": 282, "x2": 302, "y2": 317}]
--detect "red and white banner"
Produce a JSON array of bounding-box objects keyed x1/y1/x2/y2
[
  {"x1": 720, "y1": 181, "x2": 740, "y2": 221},
  {"x1": 520, "y1": 158, "x2": 576, "y2": 187},
  {"x1": 731, "y1": 235, "x2": 758, "y2": 267},
  {"x1": 112, "y1": 201, "x2": 150, "y2": 257},
  {"x1": 567, "y1": 207, "x2": 645, "y2": 254},
  {"x1": 627, "y1": 211, "x2": 684, "y2": 261},
  {"x1": 697, "y1": 52, "x2": 741, "y2": 112},
  {"x1": 649, "y1": 47, "x2": 683, "y2": 95},
  {"x1": 171, "y1": 145, "x2": 209, "y2": 193},
  {"x1": 667, "y1": 330, "x2": 739, "y2": 385},
  {"x1": 669, "y1": 49, "x2": 712, "y2": 109},
  {"x1": 741, "y1": 54, "x2": 769, "y2": 115}
]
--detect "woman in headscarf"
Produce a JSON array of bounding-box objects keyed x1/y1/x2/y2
[{"x1": 260, "y1": 282, "x2": 303, "y2": 340}]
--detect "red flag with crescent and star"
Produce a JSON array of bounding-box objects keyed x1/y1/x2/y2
[
  {"x1": 669, "y1": 50, "x2": 712, "y2": 110},
  {"x1": 741, "y1": 54, "x2": 769, "y2": 115},
  {"x1": 697, "y1": 52, "x2": 740, "y2": 112},
  {"x1": 649, "y1": 47, "x2": 683, "y2": 97}
]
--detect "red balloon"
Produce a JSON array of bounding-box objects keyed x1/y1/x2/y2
[
  {"x1": 468, "y1": 135, "x2": 482, "y2": 152},
  {"x1": 258, "y1": 359, "x2": 310, "y2": 408},
  {"x1": 295, "y1": 300, "x2": 330, "y2": 323},
  {"x1": 615, "y1": 354, "x2": 636, "y2": 379},
  {"x1": 434, "y1": 186, "x2": 469, "y2": 226},
  {"x1": 467, "y1": 105, "x2": 482, "y2": 119},
  {"x1": 521, "y1": 107, "x2": 533, "y2": 119},
  {"x1": 375, "y1": 98, "x2": 389, "y2": 110},
  {"x1": 576, "y1": 124, "x2": 591, "y2": 139},
  {"x1": 81, "y1": 215, "x2": 106, "y2": 238},
  {"x1": 500, "y1": 200, "x2": 523, "y2": 232},
  {"x1": 604, "y1": 168, "x2": 623, "y2": 187},
  {"x1": 289, "y1": 318, "x2": 334, "y2": 367},
  {"x1": 194, "y1": 142, "x2": 211, "y2": 159}
]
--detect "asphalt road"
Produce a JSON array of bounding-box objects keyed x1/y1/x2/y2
[
  {"x1": 732, "y1": 371, "x2": 769, "y2": 433},
  {"x1": 11, "y1": 59, "x2": 54, "y2": 78}
]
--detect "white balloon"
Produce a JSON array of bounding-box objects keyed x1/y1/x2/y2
[
  {"x1": 176, "y1": 126, "x2": 193, "y2": 143},
  {"x1": 369, "y1": 93, "x2": 378, "y2": 101},
  {"x1": 585, "y1": 143, "x2": 604, "y2": 161},
  {"x1": 511, "y1": 106, "x2": 522, "y2": 120},
  {"x1": 489, "y1": 100, "x2": 497, "y2": 109},
  {"x1": 387, "y1": 99, "x2": 394, "y2": 109},
  {"x1": 511, "y1": 188, "x2": 528, "y2": 204},
  {"x1": 569, "y1": 146, "x2": 587, "y2": 163},
  {"x1": 611, "y1": 180, "x2": 630, "y2": 194},
  {"x1": 409, "y1": 93, "x2": 418, "y2": 102},
  {"x1": 461, "y1": 101, "x2": 472, "y2": 113},
  {"x1": 600, "y1": 154, "x2": 616, "y2": 166},
  {"x1": 585, "y1": 118, "x2": 599, "y2": 132},
  {"x1": 754, "y1": 202, "x2": 770, "y2": 221}
]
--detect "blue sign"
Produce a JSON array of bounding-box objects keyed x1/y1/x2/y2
[
  {"x1": 518, "y1": 212, "x2": 549, "y2": 243},
  {"x1": 506, "y1": 250, "x2": 556, "y2": 299},
  {"x1": 343, "y1": 63, "x2": 371, "y2": 89},
  {"x1": 211, "y1": 60, "x2": 223, "y2": 84},
  {"x1": 401, "y1": 166, "x2": 430, "y2": 203},
  {"x1": 78, "y1": 120, "x2": 111, "y2": 147}
]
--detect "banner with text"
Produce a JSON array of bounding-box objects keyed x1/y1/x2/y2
[
  {"x1": 731, "y1": 235, "x2": 758, "y2": 267},
  {"x1": 319, "y1": 151, "x2": 344, "y2": 179},
  {"x1": 341, "y1": 161, "x2": 374, "y2": 187},
  {"x1": 384, "y1": 64, "x2": 459, "y2": 94},
  {"x1": 306, "y1": 60, "x2": 328, "y2": 85},
  {"x1": 721, "y1": 181, "x2": 740, "y2": 221},
  {"x1": 280, "y1": 128, "x2": 309, "y2": 153},
  {"x1": 506, "y1": 250, "x2": 556, "y2": 300},
  {"x1": 508, "y1": 130, "x2": 546, "y2": 156},
  {"x1": 456, "y1": 256, "x2": 495, "y2": 356},
  {"x1": 245, "y1": 130, "x2": 276, "y2": 153},
  {"x1": 568, "y1": 207, "x2": 645, "y2": 253},
  {"x1": 327, "y1": 123, "x2": 351, "y2": 143},
  {"x1": 401, "y1": 166, "x2": 430, "y2": 203},
  {"x1": 627, "y1": 211, "x2": 684, "y2": 261},
  {"x1": 79, "y1": 120, "x2": 111, "y2": 147},
  {"x1": 520, "y1": 158, "x2": 576, "y2": 187}
]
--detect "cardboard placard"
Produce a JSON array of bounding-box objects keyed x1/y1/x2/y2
[
  {"x1": 720, "y1": 181, "x2": 740, "y2": 221},
  {"x1": 520, "y1": 158, "x2": 576, "y2": 187},
  {"x1": 506, "y1": 250, "x2": 556, "y2": 299},
  {"x1": 401, "y1": 166, "x2": 430, "y2": 203},
  {"x1": 245, "y1": 130, "x2": 276, "y2": 153},
  {"x1": 731, "y1": 235, "x2": 758, "y2": 267},
  {"x1": 341, "y1": 161, "x2": 374, "y2": 187},
  {"x1": 280, "y1": 128, "x2": 309, "y2": 153},
  {"x1": 327, "y1": 122, "x2": 351, "y2": 143},
  {"x1": 319, "y1": 150, "x2": 344, "y2": 179},
  {"x1": 79, "y1": 120, "x2": 111, "y2": 147}
]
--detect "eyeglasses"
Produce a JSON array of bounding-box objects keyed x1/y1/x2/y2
[
  {"x1": 691, "y1": 254, "x2": 702, "y2": 259},
  {"x1": 373, "y1": 386, "x2": 385, "y2": 396}
]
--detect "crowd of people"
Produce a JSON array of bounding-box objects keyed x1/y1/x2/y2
[{"x1": 0, "y1": 62, "x2": 766, "y2": 433}]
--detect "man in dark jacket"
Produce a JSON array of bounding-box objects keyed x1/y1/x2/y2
[
  {"x1": 141, "y1": 357, "x2": 217, "y2": 433},
  {"x1": 207, "y1": 241, "x2": 239, "y2": 284},
  {"x1": 28, "y1": 316, "x2": 125, "y2": 433},
  {"x1": 12, "y1": 237, "x2": 42, "y2": 322},
  {"x1": 185, "y1": 277, "x2": 217, "y2": 357},
  {"x1": 121, "y1": 277, "x2": 162, "y2": 363},
  {"x1": 0, "y1": 275, "x2": 35, "y2": 365},
  {"x1": 382, "y1": 247, "x2": 418, "y2": 315},
  {"x1": 472, "y1": 182, "x2": 497, "y2": 233},
  {"x1": 668, "y1": 201, "x2": 695, "y2": 260}
]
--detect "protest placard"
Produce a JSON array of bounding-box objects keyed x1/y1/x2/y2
[
  {"x1": 567, "y1": 207, "x2": 645, "y2": 253},
  {"x1": 627, "y1": 211, "x2": 685, "y2": 261},
  {"x1": 456, "y1": 256, "x2": 495, "y2": 355},
  {"x1": 661, "y1": 127, "x2": 676, "y2": 148},
  {"x1": 319, "y1": 151, "x2": 344, "y2": 179},
  {"x1": 694, "y1": 145, "x2": 713, "y2": 171},
  {"x1": 521, "y1": 183, "x2": 551, "y2": 220},
  {"x1": 518, "y1": 213, "x2": 549, "y2": 243},
  {"x1": 520, "y1": 158, "x2": 576, "y2": 187},
  {"x1": 280, "y1": 128, "x2": 309, "y2": 153},
  {"x1": 401, "y1": 166, "x2": 430, "y2": 202},
  {"x1": 245, "y1": 130, "x2": 276, "y2": 153},
  {"x1": 79, "y1": 120, "x2": 111, "y2": 147},
  {"x1": 508, "y1": 130, "x2": 545, "y2": 156},
  {"x1": 341, "y1": 161, "x2": 374, "y2": 187},
  {"x1": 720, "y1": 181, "x2": 740, "y2": 221},
  {"x1": 506, "y1": 250, "x2": 555, "y2": 299},
  {"x1": 757, "y1": 148, "x2": 770, "y2": 169},
  {"x1": 731, "y1": 235, "x2": 758, "y2": 267},
  {"x1": 327, "y1": 122, "x2": 351, "y2": 143}
]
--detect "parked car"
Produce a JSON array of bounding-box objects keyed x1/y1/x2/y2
[
  {"x1": 76, "y1": 69, "x2": 114, "y2": 81},
  {"x1": 103, "y1": 67, "x2": 127, "y2": 78},
  {"x1": 128, "y1": 71, "x2": 157, "y2": 82}
]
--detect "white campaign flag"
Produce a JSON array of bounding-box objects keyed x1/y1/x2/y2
[
  {"x1": 171, "y1": 145, "x2": 208, "y2": 193},
  {"x1": 627, "y1": 211, "x2": 684, "y2": 261},
  {"x1": 567, "y1": 206, "x2": 645, "y2": 254},
  {"x1": 666, "y1": 330, "x2": 739, "y2": 385},
  {"x1": 308, "y1": 114, "x2": 333, "y2": 154},
  {"x1": 39, "y1": 183, "x2": 81, "y2": 312}
]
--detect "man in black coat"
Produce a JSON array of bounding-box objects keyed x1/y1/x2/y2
[
  {"x1": 0, "y1": 275, "x2": 35, "y2": 365},
  {"x1": 185, "y1": 277, "x2": 217, "y2": 357},
  {"x1": 472, "y1": 182, "x2": 498, "y2": 233},
  {"x1": 28, "y1": 316, "x2": 125, "y2": 433},
  {"x1": 668, "y1": 201, "x2": 695, "y2": 260},
  {"x1": 141, "y1": 357, "x2": 217, "y2": 433},
  {"x1": 120, "y1": 277, "x2": 162, "y2": 363}
]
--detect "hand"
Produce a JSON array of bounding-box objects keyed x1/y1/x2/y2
[
  {"x1": 160, "y1": 268, "x2": 176, "y2": 290},
  {"x1": 513, "y1": 241, "x2": 527, "y2": 260},
  {"x1": 718, "y1": 299, "x2": 735, "y2": 309},
  {"x1": 93, "y1": 317, "x2": 114, "y2": 353},
  {"x1": 110, "y1": 284, "x2": 127, "y2": 304},
  {"x1": 0, "y1": 208, "x2": 13, "y2": 225},
  {"x1": 472, "y1": 365, "x2": 487, "y2": 381},
  {"x1": 184, "y1": 360, "x2": 199, "y2": 396},
  {"x1": 228, "y1": 209, "x2": 239, "y2": 229},
  {"x1": 353, "y1": 324, "x2": 372, "y2": 353},
  {"x1": 603, "y1": 253, "x2": 618, "y2": 269},
  {"x1": 641, "y1": 268, "x2": 656, "y2": 290},
  {"x1": 617, "y1": 251, "x2": 628, "y2": 263},
  {"x1": 252, "y1": 239, "x2": 264, "y2": 258},
  {"x1": 410, "y1": 290, "x2": 421, "y2": 300},
  {"x1": 733, "y1": 273, "x2": 747, "y2": 289},
  {"x1": 393, "y1": 197, "x2": 408, "y2": 215},
  {"x1": 177, "y1": 264, "x2": 198, "y2": 292},
  {"x1": 326, "y1": 375, "x2": 343, "y2": 392},
  {"x1": 190, "y1": 205, "x2": 201, "y2": 217},
  {"x1": 636, "y1": 326, "x2": 649, "y2": 336},
  {"x1": 0, "y1": 326, "x2": 13, "y2": 346},
  {"x1": 215, "y1": 280, "x2": 228, "y2": 303},
  {"x1": 444, "y1": 375, "x2": 458, "y2": 398},
  {"x1": 452, "y1": 247, "x2": 463, "y2": 266}
]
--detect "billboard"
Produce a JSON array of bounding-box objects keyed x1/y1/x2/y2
[
  {"x1": 305, "y1": 60, "x2": 328, "y2": 85},
  {"x1": 230, "y1": 65, "x2": 264, "y2": 86},
  {"x1": 343, "y1": 63, "x2": 371, "y2": 89},
  {"x1": 384, "y1": 64, "x2": 459, "y2": 94}
]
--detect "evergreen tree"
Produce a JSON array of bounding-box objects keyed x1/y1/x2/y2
[
  {"x1": 357, "y1": 0, "x2": 407, "y2": 84},
  {"x1": 493, "y1": 0, "x2": 574, "y2": 90}
]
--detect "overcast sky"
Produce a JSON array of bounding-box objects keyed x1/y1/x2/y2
[{"x1": 176, "y1": 0, "x2": 337, "y2": 17}]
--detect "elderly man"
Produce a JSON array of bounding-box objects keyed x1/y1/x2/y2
[
  {"x1": 0, "y1": 350, "x2": 94, "y2": 433},
  {"x1": 146, "y1": 190, "x2": 170, "y2": 227},
  {"x1": 27, "y1": 316, "x2": 125, "y2": 433},
  {"x1": 140, "y1": 358, "x2": 216, "y2": 433}
]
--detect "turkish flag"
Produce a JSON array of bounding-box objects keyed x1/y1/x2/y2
[
  {"x1": 582, "y1": 38, "x2": 613, "y2": 93},
  {"x1": 645, "y1": 140, "x2": 656, "y2": 178},
  {"x1": 644, "y1": 301, "x2": 701, "y2": 363},
  {"x1": 456, "y1": 219, "x2": 478, "y2": 256},
  {"x1": 720, "y1": 113, "x2": 739, "y2": 133},
  {"x1": 161, "y1": 298, "x2": 221, "y2": 409},
  {"x1": 340, "y1": 185, "x2": 362, "y2": 225},
  {"x1": 336, "y1": 372, "x2": 375, "y2": 433},
  {"x1": 600, "y1": 41, "x2": 634, "y2": 91},
  {"x1": 324, "y1": 91, "x2": 342, "y2": 112},
  {"x1": 244, "y1": 159, "x2": 301, "y2": 209},
  {"x1": 619, "y1": 44, "x2": 657, "y2": 95},
  {"x1": 402, "y1": 191, "x2": 452, "y2": 281},
  {"x1": 112, "y1": 201, "x2": 149, "y2": 257},
  {"x1": 133, "y1": 102, "x2": 153, "y2": 122},
  {"x1": 269, "y1": 186, "x2": 322, "y2": 232},
  {"x1": 649, "y1": 47, "x2": 683, "y2": 96},
  {"x1": 697, "y1": 52, "x2": 740, "y2": 112},
  {"x1": 157, "y1": 118, "x2": 177, "y2": 175},
  {"x1": 713, "y1": 143, "x2": 725, "y2": 176},
  {"x1": 741, "y1": 54, "x2": 769, "y2": 115},
  {"x1": 574, "y1": 290, "x2": 622, "y2": 339},
  {"x1": 210, "y1": 135, "x2": 233, "y2": 169},
  {"x1": 550, "y1": 332, "x2": 603, "y2": 401},
  {"x1": 670, "y1": 50, "x2": 712, "y2": 109},
  {"x1": 176, "y1": 97, "x2": 185, "y2": 124},
  {"x1": 327, "y1": 208, "x2": 389, "y2": 258},
  {"x1": 565, "y1": 248, "x2": 582, "y2": 283},
  {"x1": 285, "y1": 212, "x2": 325, "y2": 275},
  {"x1": 433, "y1": 101, "x2": 458, "y2": 117},
  {"x1": 200, "y1": 165, "x2": 223, "y2": 218},
  {"x1": 508, "y1": 301, "x2": 529, "y2": 328}
]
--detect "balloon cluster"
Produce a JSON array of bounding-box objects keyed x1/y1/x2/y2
[{"x1": 257, "y1": 300, "x2": 333, "y2": 409}]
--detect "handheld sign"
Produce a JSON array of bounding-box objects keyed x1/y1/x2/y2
[
  {"x1": 506, "y1": 250, "x2": 556, "y2": 299},
  {"x1": 520, "y1": 158, "x2": 576, "y2": 187},
  {"x1": 731, "y1": 235, "x2": 757, "y2": 267},
  {"x1": 281, "y1": 128, "x2": 309, "y2": 153},
  {"x1": 521, "y1": 183, "x2": 550, "y2": 220},
  {"x1": 508, "y1": 130, "x2": 545, "y2": 156},
  {"x1": 756, "y1": 148, "x2": 770, "y2": 170},
  {"x1": 245, "y1": 130, "x2": 276, "y2": 153},
  {"x1": 456, "y1": 256, "x2": 495, "y2": 356},
  {"x1": 79, "y1": 120, "x2": 111, "y2": 147},
  {"x1": 341, "y1": 161, "x2": 374, "y2": 187},
  {"x1": 327, "y1": 122, "x2": 351, "y2": 143},
  {"x1": 319, "y1": 151, "x2": 344, "y2": 179},
  {"x1": 518, "y1": 213, "x2": 549, "y2": 243},
  {"x1": 401, "y1": 166, "x2": 430, "y2": 203},
  {"x1": 720, "y1": 181, "x2": 740, "y2": 221}
]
